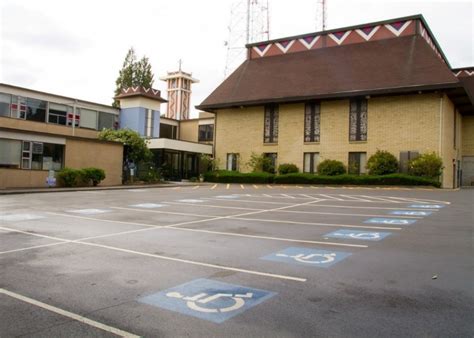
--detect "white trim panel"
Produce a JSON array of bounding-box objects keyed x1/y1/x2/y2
[{"x1": 148, "y1": 138, "x2": 212, "y2": 154}]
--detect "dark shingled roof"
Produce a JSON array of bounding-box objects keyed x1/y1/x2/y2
[{"x1": 198, "y1": 35, "x2": 461, "y2": 110}]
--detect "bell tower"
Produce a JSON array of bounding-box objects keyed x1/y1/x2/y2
[{"x1": 160, "y1": 61, "x2": 199, "y2": 120}]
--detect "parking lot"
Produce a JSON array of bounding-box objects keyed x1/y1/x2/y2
[{"x1": 1, "y1": 184, "x2": 473, "y2": 337}]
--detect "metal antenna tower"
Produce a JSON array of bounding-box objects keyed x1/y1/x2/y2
[
  {"x1": 224, "y1": 0, "x2": 270, "y2": 77},
  {"x1": 315, "y1": 0, "x2": 327, "y2": 31}
]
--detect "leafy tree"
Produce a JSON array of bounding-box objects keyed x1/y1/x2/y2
[
  {"x1": 317, "y1": 159, "x2": 346, "y2": 176},
  {"x1": 98, "y1": 128, "x2": 153, "y2": 164},
  {"x1": 408, "y1": 152, "x2": 443, "y2": 179},
  {"x1": 113, "y1": 48, "x2": 155, "y2": 107}
]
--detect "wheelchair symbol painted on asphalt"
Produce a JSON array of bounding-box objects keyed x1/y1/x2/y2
[
  {"x1": 325, "y1": 229, "x2": 391, "y2": 241},
  {"x1": 390, "y1": 210, "x2": 432, "y2": 216},
  {"x1": 261, "y1": 247, "x2": 351, "y2": 268},
  {"x1": 409, "y1": 204, "x2": 444, "y2": 209},
  {"x1": 364, "y1": 218, "x2": 416, "y2": 225},
  {"x1": 139, "y1": 279, "x2": 275, "y2": 323},
  {"x1": 166, "y1": 291, "x2": 253, "y2": 313}
]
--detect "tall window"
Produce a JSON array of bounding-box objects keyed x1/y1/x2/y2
[
  {"x1": 0, "y1": 93, "x2": 11, "y2": 117},
  {"x1": 226, "y1": 153, "x2": 239, "y2": 171},
  {"x1": 145, "y1": 109, "x2": 154, "y2": 138},
  {"x1": 20, "y1": 141, "x2": 64, "y2": 170},
  {"x1": 264, "y1": 104, "x2": 278, "y2": 143},
  {"x1": 79, "y1": 108, "x2": 98, "y2": 130},
  {"x1": 348, "y1": 152, "x2": 367, "y2": 175},
  {"x1": 399, "y1": 151, "x2": 419, "y2": 174},
  {"x1": 26, "y1": 98, "x2": 47, "y2": 122},
  {"x1": 304, "y1": 152, "x2": 320, "y2": 174},
  {"x1": 304, "y1": 102, "x2": 320, "y2": 142},
  {"x1": 0, "y1": 139, "x2": 21, "y2": 168},
  {"x1": 349, "y1": 98, "x2": 368, "y2": 141},
  {"x1": 198, "y1": 124, "x2": 214, "y2": 142}
]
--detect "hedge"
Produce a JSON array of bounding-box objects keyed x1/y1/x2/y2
[
  {"x1": 57, "y1": 167, "x2": 106, "y2": 187},
  {"x1": 203, "y1": 170, "x2": 275, "y2": 183},
  {"x1": 202, "y1": 171, "x2": 440, "y2": 187},
  {"x1": 273, "y1": 173, "x2": 440, "y2": 187}
]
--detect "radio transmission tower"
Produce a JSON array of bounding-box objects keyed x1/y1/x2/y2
[
  {"x1": 224, "y1": 0, "x2": 270, "y2": 77},
  {"x1": 315, "y1": 0, "x2": 327, "y2": 31}
]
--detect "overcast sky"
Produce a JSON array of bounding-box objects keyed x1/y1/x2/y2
[{"x1": 1, "y1": 0, "x2": 472, "y2": 117}]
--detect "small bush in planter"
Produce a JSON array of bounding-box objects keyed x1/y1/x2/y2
[
  {"x1": 57, "y1": 168, "x2": 81, "y2": 187},
  {"x1": 317, "y1": 159, "x2": 346, "y2": 176},
  {"x1": 81, "y1": 168, "x2": 106, "y2": 186},
  {"x1": 366, "y1": 150, "x2": 399, "y2": 175},
  {"x1": 278, "y1": 163, "x2": 299, "y2": 175}
]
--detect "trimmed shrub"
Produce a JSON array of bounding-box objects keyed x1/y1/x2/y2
[
  {"x1": 81, "y1": 168, "x2": 106, "y2": 186},
  {"x1": 317, "y1": 160, "x2": 346, "y2": 176},
  {"x1": 57, "y1": 168, "x2": 81, "y2": 187},
  {"x1": 246, "y1": 152, "x2": 275, "y2": 173},
  {"x1": 366, "y1": 150, "x2": 399, "y2": 175},
  {"x1": 278, "y1": 163, "x2": 299, "y2": 175},
  {"x1": 274, "y1": 173, "x2": 440, "y2": 187},
  {"x1": 409, "y1": 152, "x2": 443, "y2": 179},
  {"x1": 203, "y1": 170, "x2": 274, "y2": 183}
]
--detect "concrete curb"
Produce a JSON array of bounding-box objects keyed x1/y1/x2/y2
[{"x1": 0, "y1": 182, "x2": 210, "y2": 195}]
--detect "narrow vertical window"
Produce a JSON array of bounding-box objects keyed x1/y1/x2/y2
[
  {"x1": 453, "y1": 108, "x2": 457, "y2": 149},
  {"x1": 264, "y1": 104, "x2": 278, "y2": 143},
  {"x1": 303, "y1": 152, "x2": 320, "y2": 173},
  {"x1": 348, "y1": 152, "x2": 367, "y2": 175},
  {"x1": 304, "y1": 102, "x2": 320, "y2": 142},
  {"x1": 349, "y1": 98, "x2": 368, "y2": 141},
  {"x1": 226, "y1": 153, "x2": 239, "y2": 171}
]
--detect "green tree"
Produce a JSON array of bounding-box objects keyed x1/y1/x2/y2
[
  {"x1": 246, "y1": 152, "x2": 274, "y2": 173},
  {"x1": 98, "y1": 128, "x2": 153, "y2": 164},
  {"x1": 135, "y1": 56, "x2": 154, "y2": 88},
  {"x1": 113, "y1": 48, "x2": 155, "y2": 108},
  {"x1": 366, "y1": 150, "x2": 399, "y2": 175}
]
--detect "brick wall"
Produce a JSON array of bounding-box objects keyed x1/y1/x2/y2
[{"x1": 215, "y1": 92, "x2": 462, "y2": 187}]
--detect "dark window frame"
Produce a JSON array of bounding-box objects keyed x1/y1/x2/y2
[
  {"x1": 348, "y1": 152, "x2": 367, "y2": 175},
  {"x1": 264, "y1": 104, "x2": 279, "y2": 143},
  {"x1": 349, "y1": 98, "x2": 368, "y2": 142},
  {"x1": 198, "y1": 124, "x2": 214, "y2": 142},
  {"x1": 304, "y1": 102, "x2": 321, "y2": 142},
  {"x1": 226, "y1": 153, "x2": 239, "y2": 171}
]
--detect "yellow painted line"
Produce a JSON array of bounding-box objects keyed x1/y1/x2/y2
[
  {"x1": 192, "y1": 185, "x2": 200, "y2": 190},
  {"x1": 267, "y1": 185, "x2": 273, "y2": 189},
  {"x1": 210, "y1": 184, "x2": 218, "y2": 190},
  {"x1": 253, "y1": 185, "x2": 259, "y2": 189},
  {"x1": 240, "y1": 184, "x2": 245, "y2": 189},
  {"x1": 226, "y1": 184, "x2": 230, "y2": 189},
  {"x1": 0, "y1": 288, "x2": 140, "y2": 338}
]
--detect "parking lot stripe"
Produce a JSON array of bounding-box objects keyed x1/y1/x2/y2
[
  {"x1": 0, "y1": 226, "x2": 70, "y2": 242},
  {"x1": 201, "y1": 198, "x2": 440, "y2": 211},
  {"x1": 241, "y1": 184, "x2": 245, "y2": 189},
  {"x1": 232, "y1": 217, "x2": 402, "y2": 230},
  {"x1": 267, "y1": 185, "x2": 273, "y2": 189},
  {"x1": 253, "y1": 185, "x2": 259, "y2": 189},
  {"x1": 165, "y1": 227, "x2": 368, "y2": 248},
  {"x1": 318, "y1": 194, "x2": 344, "y2": 201},
  {"x1": 226, "y1": 184, "x2": 230, "y2": 189},
  {"x1": 192, "y1": 185, "x2": 200, "y2": 190},
  {"x1": 0, "y1": 242, "x2": 68, "y2": 255},
  {"x1": 46, "y1": 212, "x2": 158, "y2": 227},
  {"x1": 74, "y1": 241, "x2": 307, "y2": 282},
  {"x1": 163, "y1": 201, "x2": 421, "y2": 218},
  {"x1": 111, "y1": 206, "x2": 218, "y2": 218},
  {"x1": 0, "y1": 288, "x2": 140, "y2": 338}
]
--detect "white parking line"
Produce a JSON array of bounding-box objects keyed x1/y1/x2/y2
[
  {"x1": 111, "y1": 206, "x2": 217, "y2": 218},
  {"x1": 0, "y1": 242, "x2": 68, "y2": 255},
  {"x1": 75, "y1": 241, "x2": 307, "y2": 282},
  {"x1": 318, "y1": 194, "x2": 344, "y2": 201},
  {"x1": 0, "y1": 288, "x2": 140, "y2": 337},
  {"x1": 232, "y1": 217, "x2": 402, "y2": 230}
]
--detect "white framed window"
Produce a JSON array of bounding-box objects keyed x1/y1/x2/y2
[{"x1": 304, "y1": 152, "x2": 320, "y2": 174}]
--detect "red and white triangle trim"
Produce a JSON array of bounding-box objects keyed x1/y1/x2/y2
[
  {"x1": 298, "y1": 35, "x2": 320, "y2": 49},
  {"x1": 253, "y1": 44, "x2": 272, "y2": 57},
  {"x1": 275, "y1": 40, "x2": 295, "y2": 53},
  {"x1": 384, "y1": 20, "x2": 412, "y2": 37},
  {"x1": 328, "y1": 31, "x2": 351, "y2": 45},
  {"x1": 355, "y1": 26, "x2": 380, "y2": 41}
]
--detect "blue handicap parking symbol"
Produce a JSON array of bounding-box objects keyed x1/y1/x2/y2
[
  {"x1": 139, "y1": 279, "x2": 275, "y2": 324},
  {"x1": 409, "y1": 204, "x2": 444, "y2": 209},
  {"x1": 390, "y1": 210, "x2": 432, "y2": 216},
  {"x1": 364, "y1": 218, "x2": 416, "y2": 225},
  {"x1": 261, "y1": 247, "x2": 351, "y2": 268},
  {"x1": 324, "y1": 229, "x2": 391, "y2": 241}
]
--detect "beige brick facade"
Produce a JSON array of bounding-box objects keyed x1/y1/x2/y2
[{"x1": 214, "y1": 93, "x2": 472, "y2": 188}]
